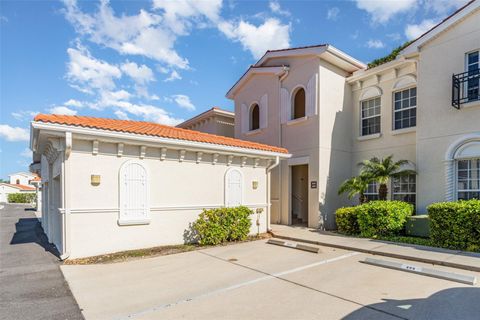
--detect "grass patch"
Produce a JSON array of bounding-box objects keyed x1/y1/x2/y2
[{"x1": 64, "y1": 233, "x2": 271, "y2": 265}]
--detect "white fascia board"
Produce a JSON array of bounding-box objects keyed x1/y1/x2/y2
[
  {"x1": 254, "y1": 46, "x2": 327, "y2": 66},
  {"x1": 226, "y1": 66, "x2": 287, "y2": 99},
  {"x1": 401, "y1": 2, "x2": 480, "y2": 55},
  {"x1": 347, "y1": 57, "x2": 414, "y2": 83},
  {"x1": 325, "y1": 45, "x2": 367, "y2": 70},
  {"x1": 31, "y1": 122, "x2": 291, "y2": 159}
]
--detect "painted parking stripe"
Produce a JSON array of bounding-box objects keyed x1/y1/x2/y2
[{"x1": 114, "y1": 251, "x2": 361, "y2": 320}]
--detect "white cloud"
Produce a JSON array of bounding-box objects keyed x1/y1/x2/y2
[
  {"x1": 366, "y1": 39, "x2": 385, "y2": 49},
  {"x1": 219, "y1": 18, "x2": 290, "y2": 59},
  {"x1": 0, "y1": 125, "x2": 29, "y2": 141},
  {"x1": 327, "y1": 7, "x2": 340, "y2": 21},
  {"x1": 64, "y1": 99, "x2": 84, "y2": 108},
  {"x1": 355, "y1": 0, "x2": 417, "y2": 23},
  {"x1": 424, "y1": 0, "x2": 469, "y2": 15},
  {"x1": 20, "y1": 148, "x2": 32, "y2": 158},
  {"x1": 63, "y1": 0, "x2": 225, "y2": 69},
  {"x1": 11, "y1": 110, "x2": 39, "y2": 121},
  {"x1": 387, "y1": 33, "x2": 401, "y2": 41},
  {"x1": 113, "y1": 101, "x2": 184, "y2": 125},
  {"x1": 114, "y1": 110, "x2": 129, "y2": 120},
  {"x1": 120, "y1": 61, "x2": 155, "y2": 85},
  {"x1": 269, "y1": 1, "x2": 291, "y2": 17},
  {"x1": 164, "y1": 70, "x2": 182, "y2": 82},
  {"x1": 66, "y1": 44, "x2": 121, "y2": 93},
  {"x1": 49, "y1": 106, "x2": 78, "y2": 115},
  {"x1": 171, "y1": 94, "x2": 195, "y2": 111},
  {"x1": 405, "y1": 19, "x2": 437, "y2": 40}
]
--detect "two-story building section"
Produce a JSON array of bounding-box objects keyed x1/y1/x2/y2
[{"x1": 225, "y1": 0, "x2": 480, "y2": 229}]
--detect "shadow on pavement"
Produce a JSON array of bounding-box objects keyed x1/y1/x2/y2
[
  {"x1": 10, "y1": 217, "x2": 60, "y2": 257},
  {"x1": 343, "y1": 287, "x2": 480, "y2": 320}
]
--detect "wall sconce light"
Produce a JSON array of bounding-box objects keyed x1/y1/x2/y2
[
  {"x1": 252, "y1": 180, "x2": 258, "y2": 190},
  {"x1": 91, "y1": 174, "x2": 101, "y2": 186}
]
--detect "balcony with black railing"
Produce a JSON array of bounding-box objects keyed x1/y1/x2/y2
[{"x1": 452, "y1": 68, "x2": 480, "y2": 109}]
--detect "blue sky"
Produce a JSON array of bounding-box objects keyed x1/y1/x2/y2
[{"x1": 0, "y1": 0, "x2": 469, "y2": 179}]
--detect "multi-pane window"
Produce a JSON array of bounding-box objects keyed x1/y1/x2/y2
[
  {"x1": 393, "y1": 87, "x2": 416, "y2": 130},
  {"x1": 361, "y1": 97, "x2": 381, "y2": 136},
  {"x1": 466, "y1": 51, "x2": 479, "y2": 102},
  {"x1": 457, "y1": 158, "x2": 480, "y2": 200},
  {"x1": 392, "y1": 175, "x2": 416, "y2": 207},
  {"x1": 364, "y1": 182, "x2": 379, "y2": 201}
]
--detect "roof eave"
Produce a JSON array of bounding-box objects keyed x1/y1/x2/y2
[{"x1": 226, "y1": 66, "x2": 288, "y2": 100}]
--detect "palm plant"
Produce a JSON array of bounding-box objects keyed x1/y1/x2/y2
[
  {"x1": 358, "y1": 155, "x2": 416, "y2": 201},
  {"x1": 338, "y1": 173, "x2": 372, "y2": 204}
]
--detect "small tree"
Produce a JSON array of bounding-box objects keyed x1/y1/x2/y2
[
  {"x1": 338, "y1": 174, "x2": 372, "y2": 204},
  {"x1": 359, "y1": 155, "x2": 416, "y2": 200}
]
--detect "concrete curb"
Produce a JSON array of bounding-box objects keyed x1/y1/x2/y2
[{"x1": 270, "y1": 232, "x2": 480, "y2": 273}]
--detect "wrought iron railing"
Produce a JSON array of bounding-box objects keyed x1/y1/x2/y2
[{"x1": 452, "y1": 68, "x2": 480, "y2": 109}]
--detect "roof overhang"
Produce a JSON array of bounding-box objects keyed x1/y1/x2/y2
[
  {"x1": 347, "y1": 57, "x2": 416, "y2": 83},
  {"x1": 226, "y1": 66, "x2": 288, "y2": 100},
  {"x1": 177, "y1": 107, "x2": 234, "y2": 129},
  {"x1": 401, "y1": 0, "x2": 479, "y2": 56},
  {"x1": 31, "y1": 121, "x2": 291, "y2": 159}
]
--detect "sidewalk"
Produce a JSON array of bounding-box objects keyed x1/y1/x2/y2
[{"x1": 270, "y1": 224, "x2": 480, "y2": 272}]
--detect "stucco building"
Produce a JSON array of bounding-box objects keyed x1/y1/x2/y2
[
  {"x1": 177, "y1": 107, "x2": 235, "y2": 138},
  {"x1": 226, "y1": 1, "x2": 480, "y2": 229},
  {"x1": 30, "y1": 114, "x2": 289, "y2": 258}
]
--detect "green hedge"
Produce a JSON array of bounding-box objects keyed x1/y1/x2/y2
[
  {"x1": 335, "y1": 201, "x2": 413, "y2": 238},
  {"x1": 405, "y1": 215, "x2": 430, "y2": 238},
  {"x1": 192, "y1": 206, "x2": 253, "y2": 245},
  {"x1": 428, "y1": 200, "x2": 480, "y2": 251},
  {"x1": 335, "y1": 207, "x2": 359, "y2": 235},
  {"x1": 7, "y1": 193, "x2": 36, "y2": 203}
]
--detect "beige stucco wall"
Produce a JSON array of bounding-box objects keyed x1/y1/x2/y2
[
  {"x1": 63, "y1": 139, "x2": 270, "y2": 258},
  {"x1": 416, "y1": 10, "x2": 480, "y2": 212},
  {"x1": 184, "y1": 114, "x2": 234, "y2": 137}
]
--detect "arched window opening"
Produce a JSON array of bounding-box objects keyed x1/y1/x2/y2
[
  {"x1": 293, "y1": 88, "x2": 306, "y2": 119},
  {"x1": 250, "y1": 103, "x2": 260, "y2": 131}
]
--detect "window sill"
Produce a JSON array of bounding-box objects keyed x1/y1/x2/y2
[
  {"x1": 245, "y1": 128, "x2": 263, "y2": 136},
  {"x1": 357, "y1": 133, "x2": 382, "y2": 141},
  {"x1": 118, "y1": 218, "x2": 151, "y2": 226},
  {"x1": 461, "y1": 100, "x2": 480, "y2": 109},
  {"x1": 391, "y1": 127, "x2": 416, "y2": 135},
  {"x1": 286, "y1": 116, "x2": 308, "y2": 126}
]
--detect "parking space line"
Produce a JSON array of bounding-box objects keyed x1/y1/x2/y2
[{"x1": 113, "y1": 251, "x2": 361, "y2": 320}]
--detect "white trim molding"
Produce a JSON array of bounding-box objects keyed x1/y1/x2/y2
[{"x1": 360, "y1": 86, "x2": 382, "y2": 100}]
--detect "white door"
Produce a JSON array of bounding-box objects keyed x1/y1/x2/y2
[
  {"x1": 120, "y1": 161, "x2": 149, "y2": 224},
  {"x1": 225, "y1": 169, "x2": 243, "y2": 207}
]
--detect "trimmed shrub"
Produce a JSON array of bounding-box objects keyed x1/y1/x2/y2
[
  {"x1": 356, "y1": 201, "x2": 413, "y2": 237},
  {"x1": 335, "y1": 207, "x2": 360, "y2": 235},
  {"x1": 405, "y1": 215, "x2": 430, "y2": 238},
  {"x1": 428, "y1": 200, "x2": 480, "y2": 251},
  {"x1": 8, "y1": 193, "x2": 36, "y2": 204},
  {"x1": 192, "y1": 206, "x2": 253, "y2": 245}
]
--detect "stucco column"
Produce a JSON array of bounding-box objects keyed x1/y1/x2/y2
[{"x1": 444, "y1": 159, "x2": 455, "y2": 201}]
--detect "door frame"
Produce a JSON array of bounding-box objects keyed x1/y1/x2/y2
[{"x1": 287, "y1": 156, "x2": 310, "y2": 225}]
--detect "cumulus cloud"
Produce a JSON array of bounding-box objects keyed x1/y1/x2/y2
[
  {"x1": 49, "y1": 106, "x2": 78, "y2": 115},
  {"x1": 0, "y1": 125, "x2": 29, "y2": 141},
  {"x1": 114, "y1": 110, "x2": 129, "y2": 120},
  {"x1": 424, "y1": 0, "x2": 470, "y2": 15},
  {"x1": 219, "y1": 18, "x2": 290, "y2": 59},
  {"x1": 405, "y1": 19, "x2": 437, "y2": 40},
  {"x1": 366, "y1": 39, "x2": 385, "y2": 49},
  {"x1": 11, "y1": 110, "x2": 39, "y2": 121},
  {"x1": 327, "y1": 7, "x2": 340, "y2": 21},
  {"x1": 120, "y1": 61, "x2": 155, "y2": 85},
  {"x1": 64, "y1": 99, "x2": 84, "y2": 108},
  {"x1": 66, "y1": 43, "x2": 121, "y2": 93},
  {"x1": 171, "y1": 94, "x2": 195, "y2": 111},
  {"x1": 355, "y1": 0, "x2": 417, "y2": 23}
]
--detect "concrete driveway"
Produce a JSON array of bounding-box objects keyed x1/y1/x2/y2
[
  {"x1": 0, "y1": 203, "x2": 83, "y2": 320},
  {"x1": 61, "y1": 240, "x2": 480, "y2": 320}
]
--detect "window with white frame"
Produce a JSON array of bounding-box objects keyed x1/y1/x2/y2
[
  {"x1": 393, "y1": 87, "x2": 416, "y2": 130},
  {"x1": 392, "y1": 174, "x2": 416, "y2": 206},
  {"x1": 457, "y1": 158, "x2": 480, "y2": 200},
  {"x1": 361, "y1": 97, "x2": 381, "y2": 136},
  {"x1": 364, "y1": 182, "x2": 379, "y2": 201}
]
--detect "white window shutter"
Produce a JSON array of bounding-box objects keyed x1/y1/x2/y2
[
  {"x1": 306, "y1": 74, "x2": 318, "y2": 116},
  {"x1": 260, "y1": 94, "x2": 268, "y2": 129},
  {"x1": 280, "y1": 88, "x2": 290, "y2": 123},
  {"x1": 241, "y1": 103, "x2": 248, "y2": 133}
]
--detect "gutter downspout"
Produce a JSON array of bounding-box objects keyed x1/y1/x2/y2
[{"x1": 266, "y1": 156, "x2": 280, "y2": 232}]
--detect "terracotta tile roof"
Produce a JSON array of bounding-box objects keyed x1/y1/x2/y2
[
  {"x1": 34, "y1": 114, "x2": 289, "y2": 154},
  {"x1": 1, "y1": 183, "x2": 36, "y2": 191}
]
